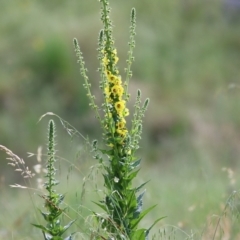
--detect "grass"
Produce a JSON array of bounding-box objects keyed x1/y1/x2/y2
[
  {"x1": 1, "y1": 0, "x2": 240, "y2": 239},
  {"x1": 0, "y1": 159, "x2": 239, "y2": 239}
]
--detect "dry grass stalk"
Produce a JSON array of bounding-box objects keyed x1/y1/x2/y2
[{"x1": 0, "y1": 144, "x2": 35, "y2": 180}]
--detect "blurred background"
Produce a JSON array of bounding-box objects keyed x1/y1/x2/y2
[{"x1": 1, "y1": 0, "x2": 240, "y2": 238}]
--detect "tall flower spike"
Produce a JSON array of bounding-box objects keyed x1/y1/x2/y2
[
  {"x1": 73, "y1": 38, "x2": 103, "y2": 126},
  {"x1": 124, "y1": 8, "x2": 137, "y2": 101},
  {"x1": 99, "y1": 0, "x2": 130, "y2": 148},
  {"x1": 44, "y1": 119, "x2": 57, "y2": 194},
  {"x1": 32, "y1": 120, "x2": 75, "y2": 240},
  {"x1": 74, "y1": 1, "x2": 161, "y2": 239}
]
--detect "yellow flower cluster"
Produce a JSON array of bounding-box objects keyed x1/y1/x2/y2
[{"x1": 103, "y1": 49, "x2": 129, "y2": 140}]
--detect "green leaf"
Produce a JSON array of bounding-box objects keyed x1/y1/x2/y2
[
  {"x1": 130, "y1": 205, "x2": 157, "y2": 230},
  {"x1": 127, "y1": 169, "x2": 140, "y2": 181},
  {"x1": 59, "y1": 220, "x2": 76, "y2": 236},
  {"x1": 39, "y1": 210, "x2": 62, "y2": 222},
  {"x1": 103, "y1": 173, "x2": 111, "y2": 189},
  {"x1": 32, "y1": 223, "x2": 50, "y2": 233},
  {"x1": 135, "y1": 180, "x2": 150, "y2": 192},
  {"x1": 129, "y1": 159, "x2": 141, "y2": 170},
  {"x1": 130, "y1": 228, "x2": 146, "y2": 240},
  {"x1": 133, "y1": 190, "x2": 145, "y2": 218},
  {"x1": 40, "y1": 211, "x2": 49, "y2": 221},
  {"x1": 57, "y1": 194, "x2": 65, "y2": 205},
  {"x1": 99, "y1": 148, "x2": 113, "y2": 155},
  {"x1": 92, "y1": 201, "x2": 108, "y2": 212},
  {"x1": 145, "y1": 216, "x2": 166, "y2": 239},
  {"x1": 126, "y1": 190, "x2": 137, "y2": 214},
  {"x1": 108, "y1": 193, "x2": 122, "y2": 211}
]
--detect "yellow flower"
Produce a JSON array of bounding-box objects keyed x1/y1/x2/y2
[
  {"x1": 107, "y1": 74, "x2": 117, "y2": 83},
  {"x1": 116, "y1": 120, "x2": 126, "y2": 129},
  {"x1": 115, "y1": 100, "x2": 126, "y2": 115},
  {"x1": 123, "y1": 108, "x2": 129, "y2": 117},
  {"x1": 114, "y1": 76, "x2": 122, "y2": 85},
  {"x1": 104, "y1": 86, "x2": 112, "y2": 102},
  {"x1": 116, "y1": 128, "x2": 128, "y2": 137},
  {"x1": 106, "y1": 70, "x2": 111, "y2": 76},
  {"x1": 104, "y1": 86, "x2": 110, "y2": 97},
  {"x1": 113, "y1": 49, "x2": 117, "y2": 55},
  {"x1": 103, "y1": 55, "x2": 109, "y2": 65},
  {"x1": 111, "y1": 85, "x2": 124, "y2": 97},
  {"x1": 113, "y1": 55, "x2": 119, "y2": 64}
]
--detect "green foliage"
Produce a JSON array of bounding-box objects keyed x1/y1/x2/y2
[
  {"x1": 32, "y1": 120, "x2": 75, "y2": 240},
  {"x1": 3, "y1": 0, "x2": 240, "y2": 239}
]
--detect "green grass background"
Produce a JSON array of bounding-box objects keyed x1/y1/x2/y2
[{"x1": 1, "y1": 0, "x2": 240, "y2": 239}]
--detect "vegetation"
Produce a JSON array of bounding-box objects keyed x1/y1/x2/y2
[{"x1": 1, "y1": 0, "x2": 240, "y2": 239}]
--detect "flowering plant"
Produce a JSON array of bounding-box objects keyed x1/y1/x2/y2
[
  {"x1": 32, "y1": 120, "x2": 75, "y2": 240},
  {"x1": 74, "y1": 0, "x2": 162, "y2": 239}
]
